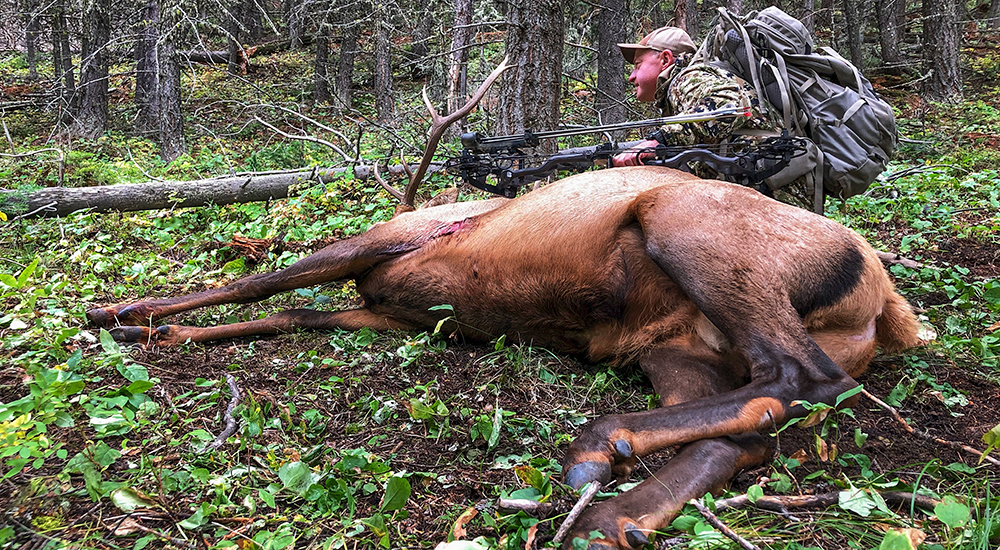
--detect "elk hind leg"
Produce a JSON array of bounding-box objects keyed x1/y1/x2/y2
[
  {"x1": 111, "y1": 308, "x2": 415, "y2": 347},
  {"x1": 564, "y1": 336, "x2": 767, "y2": 549},
  {"x1": 87, "y1": 222, "x2": 424, "y2": 328}
]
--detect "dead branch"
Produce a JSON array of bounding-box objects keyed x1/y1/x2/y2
[
  {"x1": 689, "y1": 498, "x2": 759, "y2": 550},
  {"x1": 875, "y1": 251, "x2": 923, "y2": 269},
  {"x1": 862, "y1": 389, "x2": 1000, "y2": 467},
  {"x1": 1, "y1": 164, "x2": 445, "y2": 219},
  {"x1": 713, "y1": 490, "x2": 941, "y2": 515},
  {"x1": 552, "y1": 481, "x2": 601, "y2": 545},
  {"x1": 401, "y1": 57, "x2": 512, "y2": 209},
  {"x1": 253, "y1": 117, "x2": 353, "y2": 163},
  {"x1": 496, "y1": 498, "x2": 554, "y2": 516},
  {"x1": 0, "y1": 147, "x2": 65, "y2": 186},
  {"x1": 206, "y1": 374, "x2": 241, "y2": 452}
]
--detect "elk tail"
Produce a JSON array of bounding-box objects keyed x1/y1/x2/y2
[{"x1": 876, "y1": 291, "x2": 922, "y2": 353}]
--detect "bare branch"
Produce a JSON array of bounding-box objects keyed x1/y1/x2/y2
[
  {"x1": 862, "y1": 389, "x2": 1000, "y2": 466},
  {"x1": 552, "y1": 481, "x2": 602, "y2": 545}
]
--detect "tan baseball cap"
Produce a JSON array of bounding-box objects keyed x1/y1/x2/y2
[{"x1": 618, "y1": 26, "x2": 696, "y2": 63}]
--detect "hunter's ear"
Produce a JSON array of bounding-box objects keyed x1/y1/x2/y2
[{"x1": 660, "y1": 49, "x2": 675, "y2": 67}]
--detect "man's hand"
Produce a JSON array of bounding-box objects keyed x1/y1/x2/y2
[{"x1": 612, "y1": 139, "x2": 661, "y2": 167}]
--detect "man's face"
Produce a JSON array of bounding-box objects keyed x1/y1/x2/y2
[{"x1": 628, "y1": 49, "x2": 673, "y2": 102}]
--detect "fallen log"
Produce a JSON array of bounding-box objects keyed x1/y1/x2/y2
[{"x1": 0, "y1": 164, "x2": 444, "y2": 219}]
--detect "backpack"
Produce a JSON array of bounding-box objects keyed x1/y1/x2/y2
[{"x1": 695, "y1": 7, "x2": 897, "y2": 211}]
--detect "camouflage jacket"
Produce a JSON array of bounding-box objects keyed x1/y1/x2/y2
[{"x1": 654, "y1": 54, "x2": 781, "y2": 146}]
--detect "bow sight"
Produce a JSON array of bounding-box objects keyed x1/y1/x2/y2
[{"x1": 444, "y1": 107, "x2": 808, "y2": 198}]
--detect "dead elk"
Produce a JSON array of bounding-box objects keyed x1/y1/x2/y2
[{"x1": 87, "y1": 165, "x2": 921, "y2": 549}]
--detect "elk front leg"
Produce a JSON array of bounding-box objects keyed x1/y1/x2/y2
[
  {"x1": 109, "y1": 308, "x2": 416, "y2": 347},
  {"x1": 86, "y1": 218, "x2": 434, "y2": 328}
]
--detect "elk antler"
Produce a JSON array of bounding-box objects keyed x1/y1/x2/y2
[{"x1": 399, "y1": 57, "x2": 511, "y2": 210}]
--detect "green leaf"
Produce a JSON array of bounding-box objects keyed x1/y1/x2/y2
[
  {"x1": 746, "y1": 484, "x2": 763, "y2": 503},
  {"x1": 0, "y1": 274, "x2": 16, "y2": 288},
  {"x1": 111, "y1": 488, "x2": 158, "y2": 512},
  {"x1": 278, "y1": 461, "x2": 314, "y2": 495},
  {"x1": 935, "y1": 496, "x2": 970, "y2": 529},
  {"x1": 407, "y1": 399, "x2": 436, "y2": 420},
  {"x1": 258, "y1": 488, "x2": 276, "y2": 508},
  {"x1": 16, "y1": 258, "x2": 39, "y2": 287},
  {"x1": 835, "y1": 384, "x2": 864, "y2": 406},
  {"x1": 221, "y1": 258, "x2": 246, "y2": 274},
  {"x1": 178, "y1": 502, "x2": 214, "y2": 529},
  {"x1": 380, "y1": 476, "x2": 411, "y2": 512},
  {"x1": 877, "y1": 529, "x2": 921, "y2": 550},
  {"x1": 125, "y1": 380, "x2": 155, "y2": 394},
  {"x1": 854, "y1": 428, "x2": 868, "y2": 448},
  {"x1": 99, "y1": 329, "x2": 121, "y2": 354},
  {"x1": 838, "y1": 486, "x2": 877, "y2": 517}
]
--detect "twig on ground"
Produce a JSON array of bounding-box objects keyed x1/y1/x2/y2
[
  {"x1": 862, "y1": 389, "x2": 1000, "y2": 467},
  {"x1": 496, "y1": 498, "x2": 554, "y2": 516},
  {"x1": 131, "y1": 523, "x2": 198, "y2": 549},
  {"x1": 552, "y1": 481, "x2": 602, "y2": 545},
  {"x1": 205, "y1": 374, "x2": 241, "y2": 452},
  {"x1": 10, "y1": 201, "x2": 58, "y2": 221},
  {"x1": 875, "y1": 250, "x2": 923, "y2": 269},
  {"x1": 688, "y1": 498, "x2": 759, "y2": 550},
  {"x1": 713, "y1": 490, "x2": 940, "y2": 515}
]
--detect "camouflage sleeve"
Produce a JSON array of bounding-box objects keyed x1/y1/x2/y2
[{"x1": 658, "y1": 64, "x2": 763, "y2": 146}]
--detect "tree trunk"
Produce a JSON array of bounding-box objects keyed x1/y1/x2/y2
[
  {"x1": 923, "y1": 0, "x2": 961, "y2": 100},
  {"x1": 335, "y1": 23, "x2": 359, "y2": 111},
  {"x1": 408, "y1": 13, "x2": 434, "y2": 80},
  {"x1": 674, "y1": 0, "x2": 688, "y2": 34},
  {"x1": 24, "y1": 0, "x2": 40, "y2": 80},
  {"x1": 497, "y1": 0, "x2": 564, "y2": 151},
  {"x1": 226, "y1": 0, "x2": 244, "y2": 75},
  {"x1": 686, "y1": 0, "x2": 699, "y2": 38},
  {"x1": 315, "y1": 32, "x2": 331, "y2": 105},
  {"x1": 51, "y1": 0, "x2": 75, "y2": 106},
  {"x1": 74, "y1": 0, "x2": 112, "y2": 138},
  {"x1": 801, "y1": 0, "x2": 814, "y2": 33},
  {"x1": 158, "y1": 0, "x2": 186, "y2": 161},
  {"x1": 287, "y1": 0, "x2": 305, "y2": 48},
  {"x1": 1, "y1": 165, "x2": 444, "y2": 218},
  {"x1": 990, "y1": 0, "x2": 1000, "y2": 30},
  {"x1": 374, "y1": 12, "x2": 395, "y2": 124},
  {"x1": 727, "y1": 0, "x2": 743, "y2": 17},
  {"x1": 842, "y1": 0, "x2": 863, "y2": 68},
  {"x1": 446, "y1": 0, "x2": 473, "y2": 137},
  {"x1": 876, "y1": 0, "x2": 903, "y2": 71},
  {"x1": 135, "y1": 0, "x2": 159, "y2": 135},
  {"x1": 596, "y1": 0, "x2": 627, "y2": 127}
]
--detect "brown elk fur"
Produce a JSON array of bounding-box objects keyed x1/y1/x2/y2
[{"x1": 88, "y1": 166, "x2": 920, "y2": 549}]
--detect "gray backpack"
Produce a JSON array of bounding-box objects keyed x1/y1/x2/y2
[{"x1": 696, "y1": 7, "x2": 897, "y2": 211}]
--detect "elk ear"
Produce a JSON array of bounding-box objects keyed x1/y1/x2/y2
[
  {"x1": 419, "y1": 188, "x2": 459, "y2": 209},
  {"x1": 393, "y1": 204, "x2": 416, "y2": 217}
]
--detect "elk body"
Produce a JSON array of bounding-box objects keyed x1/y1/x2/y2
[{"x1": 88, "y1": 166, "x2": 920, "y2": 549}]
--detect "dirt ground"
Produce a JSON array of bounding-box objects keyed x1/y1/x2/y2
[{"x1": 5, "y1": 230, "x2": 999, "y2": 549}]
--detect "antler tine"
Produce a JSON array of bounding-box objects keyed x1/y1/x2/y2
[
  {"x1": 400, "y1": 151, "x2": 414, "y2": 181},
  {"x1": 399, "y1": 57, "x2": 511, "y2": 210},
  {"x1": 372, "y1": 162, "x2": 405, "y2": 201}
]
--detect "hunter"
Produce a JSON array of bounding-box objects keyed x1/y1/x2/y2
[{"x1": 612, "y1": 26, "x2": 780, "y2": 170}]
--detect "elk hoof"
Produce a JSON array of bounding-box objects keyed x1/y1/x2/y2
[
  {"x1": 563, "y1": 459, "x2": 612, "y2": 490},
  {"x1": 110, "y1": 325, "x2": 154, "y2": 344},
  {"x1": 623, "y1": 523, "x2": 649, "y2": 547},
  {"x1": 85, "y1": 307, "x2": 119, "y2": 328},
  {"x1": 614, "y1": 439, "x2": 633, "y2": 459}
]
